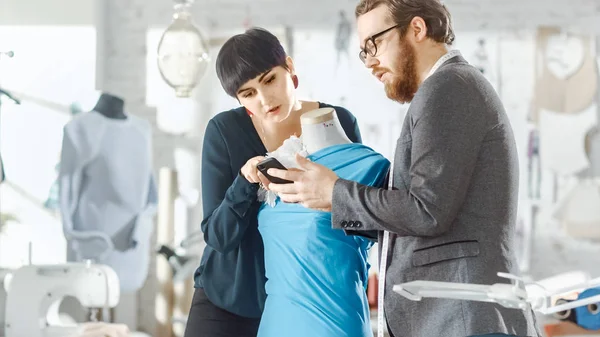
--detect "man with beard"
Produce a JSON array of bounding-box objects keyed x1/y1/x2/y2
[{"x1": 268, "y1": 0, "x2": 542, "y2": 336}]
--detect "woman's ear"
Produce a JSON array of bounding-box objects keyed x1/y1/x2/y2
[{"x1": 285, "y1": 56, "x2": 296, "y2": 74}]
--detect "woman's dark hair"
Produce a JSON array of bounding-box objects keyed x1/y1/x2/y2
[{"x1": 216, "y1": 27, "x2": 289, "y2": 98}]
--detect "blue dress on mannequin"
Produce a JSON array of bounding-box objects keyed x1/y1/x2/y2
[{"x1": 257, "y1": 143, "x2": 390, "y2": 337}]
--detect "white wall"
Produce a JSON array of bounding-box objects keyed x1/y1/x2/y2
[
  {"x1": 0, "y1": 24, "x2": 98, "y2": 266},
  {"x1": 0, "y1": 0, "x2": 94, "y2": 25}
]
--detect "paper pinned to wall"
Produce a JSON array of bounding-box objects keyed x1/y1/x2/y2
[
  {"x1": 531, "y1": 27, "x2": 598, "y2": 123},
  {"x1": 539, "y1": 105, "x2": 597, "y2": 175},
  {"x1": 553, "y1": 178, "x2": 600, "y2": 240}
]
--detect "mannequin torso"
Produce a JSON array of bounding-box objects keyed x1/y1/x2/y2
[
  {"x1": 93, "y1": 93, "x2": 127, "y2": 120},
  {"x1": 300, "y1": 107, "x2": 352, "y2": 154},
  {"x1": 257, "y1": 108, "x2": 387, "y2": 336},
  {"x1": 59, "y1": 110, "x2": 156, "y2": 292}
]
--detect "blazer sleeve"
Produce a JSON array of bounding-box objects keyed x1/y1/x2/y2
[
  {"x1": 331, "y1": 77, "x2": 488, "y2": 237},
  {"x1": 334, "y1": 105, "x2": 384, "y2": 241},
  {"x1": 200, "y1": 119, "x2": 259, "y2": 253}
]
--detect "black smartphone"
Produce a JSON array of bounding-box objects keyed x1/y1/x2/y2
[{"x1": 256, "y1": 157, "x2": 293, "y2": 184}]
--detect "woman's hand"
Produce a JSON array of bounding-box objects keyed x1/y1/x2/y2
[{"x1": 241, "y1": 156, "x2": 271, "y2": 188}]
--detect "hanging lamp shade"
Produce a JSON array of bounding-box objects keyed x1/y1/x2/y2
[{"x1": 157, "y1": 0, "x2": 210, "y2": 98}]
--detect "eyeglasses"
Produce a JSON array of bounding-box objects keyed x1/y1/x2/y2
[{"x1": 359, "y1": 24, "x2": 400, "y2": 63}]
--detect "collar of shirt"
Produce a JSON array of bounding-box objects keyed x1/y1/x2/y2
[{"x1": 428, "y1": 49, "x2": 462, "y2": 77}]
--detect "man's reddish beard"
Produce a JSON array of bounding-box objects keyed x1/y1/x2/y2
[{"x1": 382, "y1": 35, "x2": 419, "y2": 104}]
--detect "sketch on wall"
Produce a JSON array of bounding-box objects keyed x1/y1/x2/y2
[
  {"x1": 584, "y1": 35, "x2": 600, "y2": 180},
  {"x1": 285, "y1": 25, "x2": 295, "y2": 58},
  {"x1": 540, "y1": 108, "x2": 597, "y2": 176},
  {"x1": 534, "y1": 28, "x2": 598, "y2": 178},
  {"x1": 532, "y1": 27, "x2": 597, "y2": 120},
  {"x1": 455, "y1": 33, "x2": 500, "y2": 94},
  {"x1": 471, "y1": 38, "x2": 496, "y2": 86},
  {"x1": 525, "y1": 27, "x2": 600, "y2": 241},
  {"x1": 553, "y1": 178, "x2": 600, "y2": 241},
  {"x1": 527, "y1": 128, "x2": 541, "y2": 199},
  {"x1": 334, "y1": 10, "x2": 351, "y2": 69}
]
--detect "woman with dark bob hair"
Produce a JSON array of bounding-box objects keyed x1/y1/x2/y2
[{"x1": 183, "y1": 27, "x2": 362, "y2": 337}]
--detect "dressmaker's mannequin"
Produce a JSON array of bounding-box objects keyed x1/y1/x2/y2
[
  {"x1": 300, "y1": 107, "x2": 351, "y2": 154},
  {"x1": 93, "y1": 93, "x2": 127, "y2": 120},
  {"x1": 58, "y1": 94, "x2": 157, "y2": 332},
  {"x1": 257, "y1": 107, "x2": 389, "y2": 337},
  {"x1": 59, "y1": 98, "x2": 157, "y2": 291}
]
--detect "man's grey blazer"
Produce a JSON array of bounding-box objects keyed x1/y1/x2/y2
[{"x1": 332, "y1": 56, "x2": 541, "y2": 337}]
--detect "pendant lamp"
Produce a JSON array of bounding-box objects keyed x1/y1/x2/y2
[{"x1": 157, "y1": 0, "x2": 210, "y2": 97}]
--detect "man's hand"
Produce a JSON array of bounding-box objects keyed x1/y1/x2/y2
[{"x1": 267, "y1": 153, "x2": 339, "y2": 212}]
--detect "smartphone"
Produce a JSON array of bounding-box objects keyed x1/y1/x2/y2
[{"x1": 257, "y1": 157, "x2": 293, "y2": 184}]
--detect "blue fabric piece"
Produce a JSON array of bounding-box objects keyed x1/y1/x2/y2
[{"x1": 257, "y1": 143, "x2": 390, "y2": 337}]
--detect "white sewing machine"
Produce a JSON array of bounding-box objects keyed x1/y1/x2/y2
[{"x1": 3, "y1": 262, "x2": 120, "y2": 337}]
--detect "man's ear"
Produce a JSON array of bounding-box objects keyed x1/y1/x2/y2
[{"x1": 408, "y1": 16, "x2": 428, "y2": 43}]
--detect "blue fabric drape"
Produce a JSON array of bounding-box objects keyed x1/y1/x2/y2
[{"x1": 257, "y1": 143, "x2": 389, "y2": 337}]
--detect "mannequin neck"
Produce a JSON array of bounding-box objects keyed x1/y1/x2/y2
[
  {"x1": 300, "y1": 107, "x2": 351, "y2": 154},
  {"x1": 93, "y1": 93, "x2": 127, "y2": 119}
]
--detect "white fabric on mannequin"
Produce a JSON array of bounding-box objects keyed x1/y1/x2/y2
[
  {"x1": 258, "y1": 107, "x2": 352, "y2": 207},
  {"x1": 59, "y1": 111, "x2": 157, "y2": 292},
  {"x1": 258, "y1": 136, "x2": 308, "y2": 207}
]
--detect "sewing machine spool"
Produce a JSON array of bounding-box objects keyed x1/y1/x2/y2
[
  {"x1": 589, "y1": 303, "x2": 600, "y2": 315},
  {"x1": 553, "y1": 298, "x2": 577, "y2": 323}
]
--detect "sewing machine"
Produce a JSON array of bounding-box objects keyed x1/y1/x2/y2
[{"x1": 3, "y1": 262, "x2": 120, "y2": 337}]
